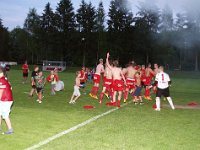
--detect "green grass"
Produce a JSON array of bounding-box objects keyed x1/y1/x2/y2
[{"x1": 0, "y1": 68, "x2": 200, "y2": 150}]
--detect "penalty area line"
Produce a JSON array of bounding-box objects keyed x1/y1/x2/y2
[{"x1": 25, "y1": 101, "x2": 132, "y2": 150}]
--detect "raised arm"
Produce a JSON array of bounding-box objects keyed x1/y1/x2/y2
[{"x1": 106, "y1": 52, "x2": 112, "y2": 70}]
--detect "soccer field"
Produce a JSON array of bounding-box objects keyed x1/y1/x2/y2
[{"x1": 0, "y1": 68, "x2": 200, "y2": 150}]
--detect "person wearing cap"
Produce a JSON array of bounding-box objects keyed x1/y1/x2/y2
[{"x1": 0, "y1": 68, "x2": 14, "y2": 134}]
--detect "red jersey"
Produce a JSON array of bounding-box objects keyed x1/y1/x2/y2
[
  {"x1": 80, "y1": 70, "x2": 86, "y2": 83},
  {"x1": 47, "y1": 74, "x2": 59, "y2": 83},
  {"x1": 22, "y1": 64, "x2": 29, "y2": 73},
  {"x1": 0, "y1": 76, "x2": 13, "y2": 101}
]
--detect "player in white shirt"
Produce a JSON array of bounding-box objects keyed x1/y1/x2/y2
[{"x1": 151, "y1": 66, "x2": 175, "y2": 111}]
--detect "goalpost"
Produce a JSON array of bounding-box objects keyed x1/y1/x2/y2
[{"x1": 42, "y1": 60, "x2": 66, "y2": 72}]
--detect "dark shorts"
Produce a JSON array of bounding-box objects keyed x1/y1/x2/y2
[
  {"x1": 80, "y1": 82, "x2": 86, "y2": 88},
  {"x1": 32, "y1": 85, "x2": 36, "y2": 89},
  {"x1": 156, "y1": 87, "x2": 170, "y2": 98},
  {"x1": 133, "y1": 86, "x2": 142, "y2": 96},
  {"x1": 36, "y1": 87, "x2": 44, "y2": 93},
  {"x1": 23, "y1": 73, "x2": 28, "y2": 77}
]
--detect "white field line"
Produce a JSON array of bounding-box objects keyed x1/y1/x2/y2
[{"x1": 25, "y1": 101, "x2": 132, "y2": 150}]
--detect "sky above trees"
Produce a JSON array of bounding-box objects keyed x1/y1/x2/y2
[{"x1": 0, "y1": 0, "x2": 193, "y2": 30}]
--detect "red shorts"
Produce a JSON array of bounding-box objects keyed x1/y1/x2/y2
[
  {"x1": 113, "y1": 80, "x2": 124, "y2": 92},
  {"x1": 93, "y1": 74, "x2": 101, "y2": 84},
  {"x1": 126, "y1": 78, "x2": 135, "y2": 89},
  {"x1": 103, "y1": 78, "x2": 113, "y2": 89},
  {"x1": 143, "y1": 76, "x2": 152, "y2": 85}
]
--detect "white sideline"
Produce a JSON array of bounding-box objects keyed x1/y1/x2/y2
[{"x1": 25, "y1": 101, "x2": 131, "y2": 150}]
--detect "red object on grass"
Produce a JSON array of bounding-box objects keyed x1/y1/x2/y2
[
  {"x1": 187, "y1": 102, "x2": 198, "y2": 106},
  {"x1": 152, "y1": 104, "x2": 157, "y2": 109},
  {"x1": 83, "y1": 105, "x2": 95, "y2": 109},
  {"x1": 106, "y1": 102, "x2": 113, "y2": 106}
]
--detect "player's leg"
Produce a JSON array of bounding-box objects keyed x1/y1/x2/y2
[
  {"x1": 69, "y1": 94, "x2": 75, "y2": 103},
  {"x1": 3, "y1": 102, "x2": 13, "y2": 134},
  {"x1": 4, "y1": 117, "x2": 13, "y2": 134},
  {"x1": 155, "y1": 97, "x2": 161, "y2": 111},
  {"x1": 38, "y1": 91, "x2": 42, "y2": 103},
  {"x1": 73, "y1": 89, "x2": 81, "y2": 103},
  {"x1": 99, "y1": 87, "x2": 106, "y2": 104},
  {"x1": 124, "y1": 87, "x2": 129, "y2": 103},
  {"x1": 117, "y1": 91, "x2": 122, "y2": 108},
  {"x1": 166, "y1": 97, "x2": 175, "y2": 110}
]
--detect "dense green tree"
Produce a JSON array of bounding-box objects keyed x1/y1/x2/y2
[
  {"x1": 55, "y1": 0, "x2": 76, "y2": 61},
  {"x1": 0, "y1": 18, "x2": 11, "y2": 60},
  {"x1": 76, "y1": 0, "x2": 97, "y2": 66},
  {"x1": 40, "y1": 2, "x2": 57, "y2": 60},
  {"x1": 134, "y1": 1, "x2": 160, "y2": 64}
]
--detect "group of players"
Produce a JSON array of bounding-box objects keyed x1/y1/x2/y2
[{"x1": 71, "y1": 52, "x2": 175, "y2": 111}]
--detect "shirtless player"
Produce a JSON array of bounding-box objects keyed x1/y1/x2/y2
[
  {"x1": 106, "y1": 53, "x2": 126, "y2": 108},
  {"x1": 123, "y1": 61, "x2": 137, "y2": 103},
  {"x1": 144, "y1": 63, "x2": 155, "y2": 100},
  {"x1": 99, "y1": 62, "x2": 113, "y2": 104},
  {"x1": 89, "y1": 59, "x2": 104, "y2": 99}
]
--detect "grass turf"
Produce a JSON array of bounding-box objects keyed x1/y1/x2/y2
[{"x1": 0, "y1": 68, "x2": 199, "y2": 150}]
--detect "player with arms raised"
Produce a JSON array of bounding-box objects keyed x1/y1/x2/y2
[
  {"x1": 106, "y1": 52, "x2": 126, "y2": 108},
  {"x1": 89, "y1": 59, "x2": 104, "y2": 99},
  {"x1": 99, "y1": 62, "x2": 113, "y2": 104}
]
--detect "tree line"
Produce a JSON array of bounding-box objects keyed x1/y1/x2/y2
[{"x1": 0, "y1": 0, "x2": 200, "y2": 71}]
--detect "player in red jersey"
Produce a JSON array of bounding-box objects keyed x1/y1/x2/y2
[
  {"x1": 89, "y1": 59, "x2": 104, "y2": 99},
  {"x1": 106, "y1": 53, "x2": 126, "y2": 108},
  {"x1": 22, "y1": 60, "x2": 29, "y2": 84},
  {"x1": 0, "y1": 68, "x2": 14, "y2": 134},
  {"x1": 99, "y1": 62, "x2": 113, "y2": 104},
  {"x1": 47, "y1": 71, "x2": 59, "y2": 95},
  {"x1": 80, "y1": 67, "x2": 87, "y2": 95},
  {"x1": 123, "y1": 61, "x2": 137, "y2": 103},
  {"x1": 143, "y1": 63, "x2": 155, "y2": 100}
]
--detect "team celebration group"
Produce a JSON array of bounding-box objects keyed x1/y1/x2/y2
[
  {"x1": 0, "y1": 52, "x2": 175, "y2": 134},
  {"x1": 70, "y1": 52, "x2": 175, "y2": 110}
]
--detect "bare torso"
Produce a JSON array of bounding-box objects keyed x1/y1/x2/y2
[
  {"x1": 145, "y1": 68, "x2": 154, "y2": 77},
  {"x1": 96, "y1": 64, "x2": 104, "y2": 75},
  {"x1": 126, "y1": 66, "x2": 137, "y2": 79},
  {"x1": 104, "y1": 66, "x2": 112, "y2": 79},
  {"x1": 111, "y1": 67, "x2": 123, "y2": 80},
  {"x1": 75, "y1": 77, "x2": 80, "y2": 86}
]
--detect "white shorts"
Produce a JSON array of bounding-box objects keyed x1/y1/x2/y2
[
  {"x1": 73, "y1": 86, "x2": 81, "y2": 97},
  {"x1": 0, "y1": 101, "x2": 13, "y2": 119}
]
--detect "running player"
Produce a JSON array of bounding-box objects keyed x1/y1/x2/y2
[
  {"x1": 89, "y1": 59, "x2": 104, "y2": 99},
  {"x1": 106, "y1": 53, "x2": 126, "y2": 108},
  {"x1": 35, "y1": 71, "x2": 46, "y2": 104},
  {"x1": 29, "y1": 65, "x2": 39, "y2": 97},
  {"x1": 22, "y1": 61, "x2": 29, "y2": 84},
  {"x1": 123, "y1": 61, "x2": 137, "y2": 103},
  {"x1": 99, "y1": 62, "x2": 113, "y2": 104},
  {"x1": 69, "y1": 71, "x2": 82, "y2": 104},
  {"x1": 151, "y1": 66, "x2": 175, "y2": 111}
]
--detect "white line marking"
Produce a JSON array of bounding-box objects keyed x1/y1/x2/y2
[
  {"x1": 25, "y1": 101, "x2": 132, "y2": 150},
  {"x1": 23, "y1": 92, "x2": 29, "y2": 94}
]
